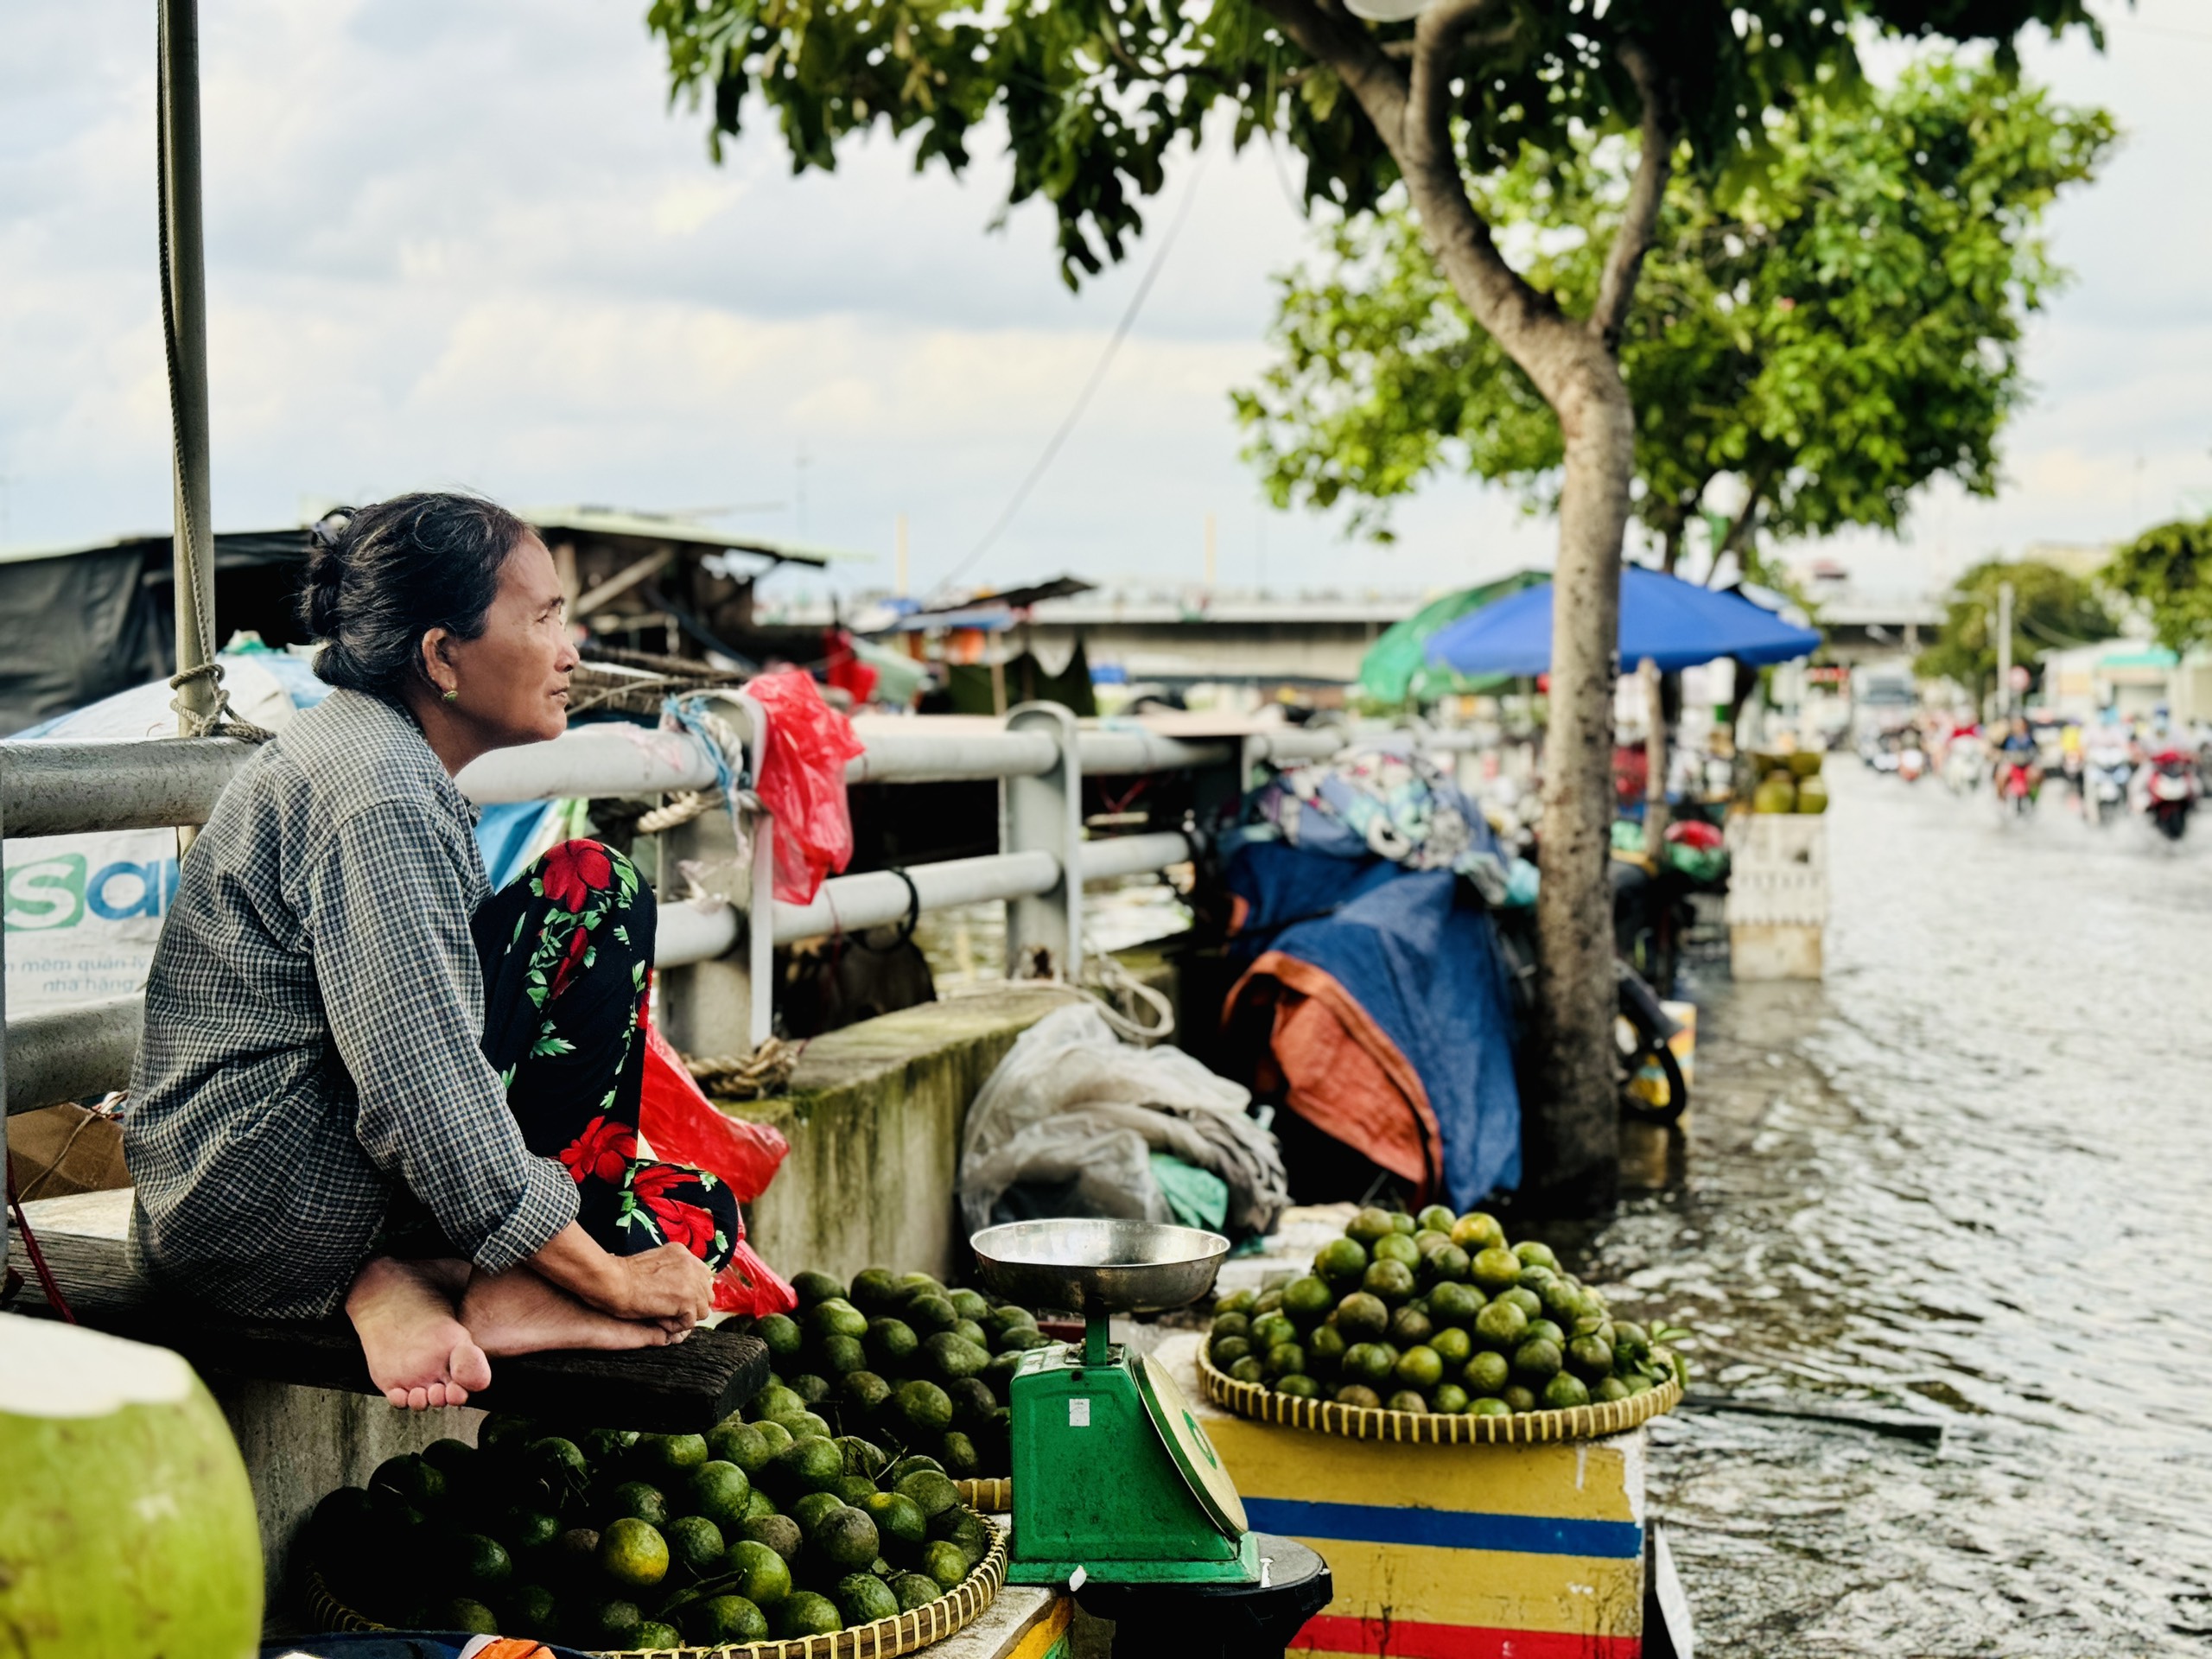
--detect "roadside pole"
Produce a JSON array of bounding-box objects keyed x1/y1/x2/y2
[
  {"x1": 159, "y1": 1, "x2": 219, "y2": 752},
  {"x1": 1641, "y1": 657, "x2": 1669, "y2": 849},
  {"x1": 1995, "y1": 582, "x2": 2015, "y2": 722}
]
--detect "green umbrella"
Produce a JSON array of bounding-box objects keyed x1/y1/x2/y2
[{"x1": 1358, "y1": 570, "x2": 1548, "y2": 707}]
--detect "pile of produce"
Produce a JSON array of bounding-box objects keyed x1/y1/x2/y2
[
  {"x1": 303, "y1": 1395, "x2": 1000, "y2": 1650},
  {"x1": 738, "y1": 1267, "x2": 1054, "y2": 1480},
  {"x1": 1206, "y1": 1205, "x2": 1687, "y2": 1416},
  {"x1": 1746, "y1": 749, "x2": 1827, "y2": 815}
]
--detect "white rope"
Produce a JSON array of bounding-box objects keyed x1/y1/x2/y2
[{"x1": 168, "y1": 659, "x2": 273, "y2": 742}]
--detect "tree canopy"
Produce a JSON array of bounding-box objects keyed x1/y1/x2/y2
[
  {"x1": 1232, "y1": 58, "x2": 2112, "y2": 571},
  {"x1": 2104, "y1": 518, "x2": 2212, "y2": 655},
  {"x1": 1915, "y1": 556, "x2": 2117, "y2": 702}
]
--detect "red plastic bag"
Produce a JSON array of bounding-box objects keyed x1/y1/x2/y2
[
  {"x1": 747, "y1": 669, "x2": 868, "y2": 906},
  {"x1": 639, "y1": 1021, "x2": 798, "y2": 1317}
]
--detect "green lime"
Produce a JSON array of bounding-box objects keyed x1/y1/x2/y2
[
  {"x1": 639, "y1": 1433, "x2": 709, "y2": 1478},
  {"x1": 1422, "y1": 1243, "x2": 1472, "y2": 1286},
  {"x1": 749, "y1": 1382, "x2": 805, "y2": 1424},
  {"x1": 502, "y1": 1581, "x2": 558, "y2": 1638},
  {"x1": 1277, "y1": 1374, "x2": 1321, "y2": 1399},
  {"x1": 1414, "y1": 1230, "x2": 1453, "y2": 1262},
  {"x1": 1389, "y1": 1211, "x2": 1417, "y2": 1235},
  {"x1": 821, "y1": 1333, "x2": 869, "y2": 1376},
  {"x1": 1386, "y1": 1389, "x2": 1430, "y2": 1414},
  {"x1": 1568, "y1": 1334, "x2": 1615, "y2": 1379},
  {"x1": 1516, "y1": 1262, "x2": 1558, "y2": 1291},
  {"x1": 743, "y1": 1487, "x2": 777, "y2": 1522},
  {"x1": 1281, "y1": 1275, "x2": 1335, "y2": 1323},
  {"x1": 906, "y1": 1294, "x2": 958, "y2": 1334},
  {"x1": 607, "y1": 1481, "x2": 669, "y2": 1528},
  {"x1": 792, "y1": 1410, "x2": 834, "y2": 1441},
  {"x1": 812, "y1": 1505, "x2": 881, "y2": 1571},
  {"x1": 899, "y1": 1272, "x2": 949, "y2": 1300},
  {"x1": 1543, "y1": 1372, "x2": 1592, "y2": 1410},
  {"x1": 1473, "y1": 1300, "x2": 1529, "y2": 1350},
  {"x1": 740, "y1": 1513, "x2": 804, "y2": 1565},
  {"x1": 688, "y1": 1592, "x2": 771, "y2": 1645},
  {"x1": 809, "y1": 1298, "x2": 869, "y2": 1342},
  {"x1": 1524, "y1": 1318, "x2": 1566, "y2": 1349},
  {"x1": 1210, "y1": 1310, "x2": 1251, "y2": 1342},
  {"x1": 861, "y1": 1491, "x2": 927, "y2": 1551},
  {"x1": 1512, "y1": 1337, "x2": 1564, "y2": 1381},
  {"x1": 1416, "y1": 1204, "x2": 1457, "y2": 1233},
  {"x1": 1612, "y1": 1320, "x2": 1651, "y2": 1362},
  {"x1": 834, "y1": 1435, "x2": 888, "y2": 1479},
  {"x1": 665, "y1": 1513, "x2": 726, "y2": 1578},
  {"x1": 1249, "y1": 1313, "x2": 1296, "y2": 1351},
  {"x1": 922, "y1": 1332, "x2": 991, "y2": 1382},
  {"x1": 952, "y1": 1318, "x2": 990, "y2": 1349},
  {"x1": 588, "y1": 1597, "x2": 643, "y2": 1647},
  {"x1": 598, "y1": 1517, "x2": 669, "y2": 1591},
  {"x1": 896, "y1": 1380, "x2": 955, "y2": 1435},
  {"x1": 893, "y1": 1469, "x2": 961, "y2": 1522},
  {"x1": 1433, "y1": 1382, "x2": 1471, "y2": 1414},
  {"x1": 946, "y1": 1376, "x2": 997, "y2": 1427},
  {"x1": 1346, "y1": 1206, "x2": 1397, "y2": 1246},
  {"x1": 891, "y1": 1571, "x2": 942, "y2": 1612},
  {"x1": 368, "y1": 1453, "x2": 445, "y2": 1512},
  {"x1": 849, "y1": 1267, "x2": 903, "y2": 1313},
  {"x1": 1333, "y1": 1292, "x2": 1389, "y2": 1342},
  {"x1": 429, "y1": 1596, "x2": 498, "y2": 1635},
  {"x1": 949, "y1": 1287, "x2": 990, "y2": 1321},
  {"x1": 1211, "y1": 1335, "x2": 1251, "y2": 1369},
  {"x1": 1463, "y1": 1351, "x2": 1510, "y2": 1395},
  {"x1": 1431, "y1": 1326, "x2": 1473, "y2": 1368},
  {"x1": 1502, "y1": 1384, "x2": 1539, "y2": 1414},
  {"x1": 1389, "y1": 1306, "x2": 1433, "y2": 1347},
  {"x1": 939, "y1": 1431, "x2": 982, "y2": 1479},
  {"x1": 497, "y1": 1505, "x2": 560, "y2": 1558},
  {"x1": 791, "y1": 1491, "x2": 845, "y2": 1534},
  {"x1": 727, "y1": 1536, "x2": 794, "y2": 1605},
  {"x1": 688, "y1": 1460, "x2": 753, "y2": 1530},
  {"x1": 932, "y1": 1507, "x2": 995, "y2": 1569},
  {"x1": 1372, "y1": 1233, "x2": 1421, "y2": 1268},
  {"x1": 1394, "y1": 1345, "x2": 1445, "y2": 1391},
  {"x1": 631, "y1": 1618, "x2": 683, "y2": 1649},
  {"x1": 1230, "y1": 1356, "x2": 1266, "y2": 1384},
  {"x1": 706, "y1": 1420, "x2": 771, "y2": 1476},
  {"x1": 836, "y1": 1571, "x2": 901, "y2": 1625},
  {"x1": 887, "y1": 1454, "x2": 945, "y2": 1484},
  {"x1": 1362, "y1": 1260, "x2": 1417, "y2": 1306},
  {"x1": 772, "y1": 1435, "x2": 845, "y2": 1497},
  {"x1": 1342, "y1": 1343, "x2": 1394, "y2": 1388},
  {"x1": 1470, "y1": 1248, "x2": 1522, "y2": 1294},
  {"x1": 1512, "y1": 1240, "x2": 1559, "y2": 1269},
  {"x1": 1594, "y1": 1376, "x2": 1631, "y2": 1402},
  {"x1": 842, "y1": 1370, "x2": 895, "y2": 1418},
  {"x1": 1314, "y1": 1236, "x2": 1370, "y2": 1288},
  {"x1": 1334, "y1": 1383, "x2": 1382, "y2": 1409},
  {"x1": 756, "y1": 1313, "x2": 804, "y2": 1359},
  {"x1": 450, "y1": 1532, "x2": 512, "y2": 1593},
  {"x1": 792, "y1": 1269, "x2": 847, "y2": 1307},
  {"x1": 1307, "y1": 1324, "x2": 1347, "y2": 1374},
  {"x1": 1499, "y1": 1286, "x2": 1545, "y2": 1320},
  {"x1": 1263, "y1": 1342, "x2": 1305, "y2": 1380},
  {"x1": 834, "y1": 1474, "x2": 878, "y2": 1506},
  {"x1": 1467, "y1": 1395, "x2": 1512, "y2": 1418},
  {"x1": 773, "y1": 1590, "x2": 843, "y2": 1638},
  {"x1": 1214, "y1": 1287, "x2": 1256, "y2": 1316},
  {"x1": 753, "y1": 1420, "x2": 794, "y2": 1458},
  {"x1": 921, "y1": 1539, "x2": 970, "y2": 1590}
]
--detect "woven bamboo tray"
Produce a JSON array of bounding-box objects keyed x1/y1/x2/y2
[
  {"x1": 950, "y1": 1478, "x2": 1009, "y2": 1515},
  {"x1": 1197, "y1": 1344, "x2": 1681, "y2": 1444},
  {"x1": 301, "y1": 1510, "x2": 1007, "y2": 1659}
]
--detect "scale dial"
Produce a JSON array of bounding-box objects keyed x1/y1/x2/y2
[{"x1": 1135, "y1": 1353, "x2": 1249, "y2": 1536}]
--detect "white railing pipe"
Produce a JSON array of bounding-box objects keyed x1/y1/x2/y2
[
  {"x1": 1080, "y1": 831, "x2": 1197, "y2": 882},
  {"x1": 771, "y1": 850, "x2": 1060, "y2": 948},
  {"x1": 1077, "y1": 730, "x2": 1235, "y2": 775},
  {"x1": 457, "y1": 723, "x2": 721, "y2": 804},
  {"x1": 844, "y1": 728, "x2": 1056, "y2": 785},
  {"x1": 5, "y1": 995, "x2": 143, "y2": 1116},
  {"x1": 0, "y1": 737, "x2": 255, "y2": 838}
]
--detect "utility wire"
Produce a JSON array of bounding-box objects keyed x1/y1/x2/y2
[{"x1": 926, "y1": 164, "x2": 1207, "y2": 604}]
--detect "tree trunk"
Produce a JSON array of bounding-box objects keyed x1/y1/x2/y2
[{"x1": 1523, "y1": 348, "x2": 1636, "y2": 1213}]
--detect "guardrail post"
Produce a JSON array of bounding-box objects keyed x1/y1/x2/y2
[
  {"x1": 1003, "y1": 702, "x2": 1084, "y2": 981},
  {"x1": 652, "y1": 697, "x2": 775, "y2": 1059}
]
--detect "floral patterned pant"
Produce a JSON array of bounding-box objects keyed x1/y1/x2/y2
[{"x1": 473, "y1": 838, "x2": 740, "y2": 1271}]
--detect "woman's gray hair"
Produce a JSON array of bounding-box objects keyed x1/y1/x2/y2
[{"x1": 298, "y1": 493, "x2": 533, "y2": 702}]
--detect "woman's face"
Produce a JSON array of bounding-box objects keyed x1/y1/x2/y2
[{"x1": 441, "y1": 534, "x2": 579, "y2": 746}]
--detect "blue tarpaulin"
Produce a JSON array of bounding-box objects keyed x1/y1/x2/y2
[{"x1": 1425, "y1": 564, "x2": 1821, "y2": 677}]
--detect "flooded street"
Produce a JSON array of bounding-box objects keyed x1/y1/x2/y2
[{"x1": 1592, "y1": 765, "x2": 2212, "y2": 1656}]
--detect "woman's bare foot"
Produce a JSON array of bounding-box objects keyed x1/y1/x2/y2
[
  {"x1": 459, "y1": 1265, "x2": 680, "y2": 1357},
  {"x1": 345, "y1": 1256, "x2": 493, "y2": 1410}
]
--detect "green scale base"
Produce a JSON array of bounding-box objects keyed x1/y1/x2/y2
[{"x1": 1005, "y1": 1340, "x2": 1259, "y2": 1588}]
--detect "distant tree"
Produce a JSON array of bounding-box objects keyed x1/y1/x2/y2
[
  {"x1": 1916, "y1": 557, "x2": 2116, "y2": 708},
  {"x1": 2104, "y1": 518, "x2": 2212, "y2": 655},
  {"x1": 1235, "y1": 59, "x2": 2113, "y2": 580},
  {"x1": 647, "y1": 0, "x2": 2102, "y2": 1211}
]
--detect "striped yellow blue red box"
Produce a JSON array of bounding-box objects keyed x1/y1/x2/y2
[{"x1": 1162, "y1": 1337, "x2": 1647, "y2": 1659}]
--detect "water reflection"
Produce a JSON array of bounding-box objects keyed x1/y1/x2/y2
[{"x1": 1592, "y1": 767, "x2": 2212, "y2": 1655}]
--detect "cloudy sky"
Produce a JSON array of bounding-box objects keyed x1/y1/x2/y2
[{"x1": 2, "y1": 2, "x2": 2207, "y2": 606}]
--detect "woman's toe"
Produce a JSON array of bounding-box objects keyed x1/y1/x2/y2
[{"x1": 452, "y1": 1340, "x2": 493, "y2": 1393}]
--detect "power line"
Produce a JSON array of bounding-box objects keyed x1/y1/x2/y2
[{"x1": 927, "y1": 163, "x2": 1207, "y2": 602}]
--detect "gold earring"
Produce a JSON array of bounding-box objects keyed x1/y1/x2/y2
[{"x1": 442, "y1": 688, "x2": 459, "y2": 703}]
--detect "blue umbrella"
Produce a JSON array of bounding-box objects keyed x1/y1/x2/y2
[{"x1": 1424, "y1": 564, "x2": 1821, "y2": 677}]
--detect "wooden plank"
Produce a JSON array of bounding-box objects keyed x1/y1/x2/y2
[{"x1": 8, "y1": 1196, "x2": 768, "y2": 1432}]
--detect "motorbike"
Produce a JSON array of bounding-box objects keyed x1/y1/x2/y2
[
  {"x1": 2141, "y1": 748, "x2": 2198, "y2": 842},
  {"x1": 2082, "y1": 746, "x2": 2131, "y2": 827},
  {"x1": 1616, "y1": 961, "x2": 1688, "y2": 1128},
  {"x1": 1998, "y1": 756, "x2": 2038, "y2": 817}
]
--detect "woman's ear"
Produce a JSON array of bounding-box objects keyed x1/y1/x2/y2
[{"x1": 418, "y1": 626, "x2": 457, "y2": 698}]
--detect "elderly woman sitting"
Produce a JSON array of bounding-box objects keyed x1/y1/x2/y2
[{"x1": 126, "y1": 493, "x2": 734, "y2": 1408}]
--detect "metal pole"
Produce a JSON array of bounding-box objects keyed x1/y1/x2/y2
[
  {"x1": 1995, "y1": 581, "x2": 2015, "y2": 721},
  {"x1": 159, "y1": 0, "x2": 218, "y2": 736}
]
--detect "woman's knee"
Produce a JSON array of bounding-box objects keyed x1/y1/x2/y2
[{"x1": 532, "y1": 839, "x2": 648, "y2": 922}]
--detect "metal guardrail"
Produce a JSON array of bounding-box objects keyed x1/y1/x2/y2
[{"x1": 3, "y1": 710, "x2": 1345, "y2": 1110}]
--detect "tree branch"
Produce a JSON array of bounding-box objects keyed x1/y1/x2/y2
[
  {"x1": 1588, "y1": 41, "x2": 1678, "y2": 347},
  {"x1": 1707, "y1": 461, "x2": 1776, "y2": 583}
]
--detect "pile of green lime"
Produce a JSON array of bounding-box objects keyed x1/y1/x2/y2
[
  {"x1": 1206, "y1": 1205, "x2": 1688, "y2": 1417},
  {"x1": 303, "y1": 1397, "x2": 998, "y2": 1649},
  {"x1": 739, "y1": 1266, "x2": 1052, "y2": 1481}
]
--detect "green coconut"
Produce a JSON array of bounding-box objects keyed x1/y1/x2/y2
[
  {"x1": 0, "y1": 1320, "x2": 263, "y2": 1657},
  {"x1": 1751, "y1": 772, "x2": 1797, "y2": 814}
]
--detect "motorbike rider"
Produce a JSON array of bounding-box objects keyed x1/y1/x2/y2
[{"x1": 1991, "y1": 715, "x2": 2043, "y2": 794}]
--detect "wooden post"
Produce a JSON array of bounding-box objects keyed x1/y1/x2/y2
[
  {"x1": 1641, "y1": 657, "x2": 1669, "y2": 851},
  {"x1": 159, "y1": 0, "x2": 217, "y2": 737}
]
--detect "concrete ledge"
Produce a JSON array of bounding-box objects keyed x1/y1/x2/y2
[{"x1": 731, "y1": 987, "x2": 1071, "y2": 1286}]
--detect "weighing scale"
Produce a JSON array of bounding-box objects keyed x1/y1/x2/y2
[{"x1": 969, "y1": 1219, "x2": 1260, "y2": 1587}]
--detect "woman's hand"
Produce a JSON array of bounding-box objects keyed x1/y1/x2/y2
[{"x1": 530, "y1": 1224, "x2": 715, "y2": 1332}]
